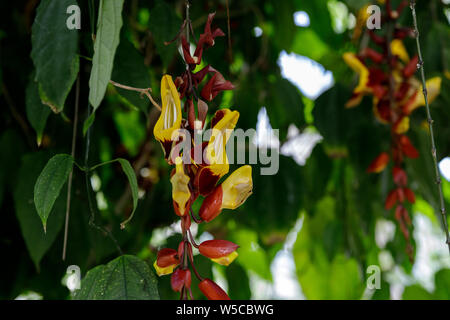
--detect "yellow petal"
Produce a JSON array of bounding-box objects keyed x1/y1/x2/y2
[
  {"x1": 390, "y1": 40, "x2": 409, "y2": 63},
  {"x1": 408, "y1": 77, "x2": 442, "y2": 112},
  {"x1": 210, "y1": 251, "x2": 238, "y2": 266},
  {"x1": 206, "y1": 109, "x2": 239, "y2": 168},
  {"x1": 170, "y1": 157, "x2": 191, "y2": 216},
  {"x1": 153, "y1": 260, "x2": 177, "y2": 276},
  {"x1": 394, "y1": 116, "x2": 410, "y2": 134},
  {"x1": 221, "y1": 165, "x2": 253, "y2": 210},
  {"x1": 343, "y1": 53, "x2": 369, "y2": 94},
  {"x1": 153, "y1": 75, "x2": 182, "y2": 143}
]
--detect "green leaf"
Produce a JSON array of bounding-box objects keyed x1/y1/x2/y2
[
  {"x1": 30, "y1": 0, "x2": 79, "y2": 112},
  {"x1": 83, "y1": 111, "x2": 95, "y2": 137},
  {"x1": 34, "y1": 154, "x2": 74, "y2": 231},
  {"x1": 26, "y1": 78, "x2": 51, "y2": 145},
  {"x1": 73, "y1": 255, "x2": 159, "y2": 300},
  {"x1": 89, "y1": 0, "x2": 124, "y2": 110},
  {"x1": 111, "y1": 35, "x2": 151, "y2": 112},
  {"x1": 117, "y1": 158, "x2": 139, "y2": 229},
  {"x1": 148, "y1": 0, "x2": 181, "y2": 68},
  {"x1": 230, "y1": 229, "x2": 272, "y2": 280},
  {"x1": 14, "y1": 152, "x2": 66, "y2": 269}
]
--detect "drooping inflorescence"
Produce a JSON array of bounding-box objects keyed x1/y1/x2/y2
[
  {"x1": 152, "y1": 11, "x2": 253, "y2": 299},
  {"x1": 343, "y1": 0, "x2": 441, "y2": 260}
]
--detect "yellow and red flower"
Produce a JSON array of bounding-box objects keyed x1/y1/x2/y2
[
  {"x1": 153, "y1": 248, "x2": 180, "y2": 276},
  {"x1": 198, "y1": 240, "x2": 239, "y2": 266},
  {"x1": 199, "y1": 165, "x2": 253, "y2": 222},
  {"x1": 153, "y1": 75, "x2": 182, "y2": 162},
  {"x1": 193, "y1": 109, "x2": 240, "y2": 196}
]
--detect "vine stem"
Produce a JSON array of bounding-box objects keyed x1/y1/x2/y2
[
  {"x1": 62, "y1": 75, "x2": 80, "y2": 261},
  {"x1": 109, "y1": 80, "x2": 161, "y2": 111},
  {"x1": 409, "y1": 0, "x2": 450, "y2": 254}
]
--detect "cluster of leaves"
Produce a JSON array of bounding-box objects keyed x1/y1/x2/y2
[{"x1": 0, "y1": 0, "x2": 449, "y2": 300}]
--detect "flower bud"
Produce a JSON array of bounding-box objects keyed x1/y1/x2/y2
[
  {"x1": 171, "y1": 268, "x2": 191, "y2": 292},
  {"x1": 198, "y1": 278, "x2": 230, "y2": 300},
  {"x1": 199, "y1": 240, "x2": 239, "y2": 266},
  {"x1": 153, "y1": 248, "x2": 179, "y2": 276},
  {"x1": 367, "y1": 152, "x2": 390, "y2": 173}
]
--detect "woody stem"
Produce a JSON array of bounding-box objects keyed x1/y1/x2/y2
[{"x1": 410, "y1": 0, "x2": 450, "y2": 254}]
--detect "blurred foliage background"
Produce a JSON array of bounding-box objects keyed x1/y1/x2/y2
[{"x1": 1, "y1": 0, "x2": 450, "y2": 300}]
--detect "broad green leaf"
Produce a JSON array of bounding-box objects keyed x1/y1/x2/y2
[
  {"x1": 34, "y1": 154, "x2": 74, "y2": 231},
  {"x1": 26, "y1": 78, "x2": 51, "y2": 145},
  {"x1": 89, "y1": 0, "x2": 124, "y2": 109},
  {"x1": 73, "y1": 255, "x2": 159, "y2": 300},
  {"x1": 30, "y1": 0, "x2": 79, "y2": 112},
  {"x1": 117, "y1": 158, "x2": 139, "y2": 229},
  {"x1": 111, "y1": 35, "x2": 151, "y2": 112},
  {"x1": 148, "y1": 0, "x2": 181, "y2": 68},
  {"x1": 14, "y1": 152, "x2": 66, "y2": 269}
]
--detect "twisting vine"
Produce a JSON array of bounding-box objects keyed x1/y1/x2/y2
[{"x1": 409, "y1": 0, "x2": 450, "y2": 254}]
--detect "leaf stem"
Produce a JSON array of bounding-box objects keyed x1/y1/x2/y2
[
  {"x1": 109, "y1": 80, "x2": 161, "y2": 111},
  {"x1": 62, "y1": 75, "x2": 80, "y2": 261},
  {"x1": 409, "y1": 0, "x2": 450, "y2": 254}
]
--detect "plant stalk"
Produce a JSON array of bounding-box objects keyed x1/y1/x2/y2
[{"x1": 410, "y1": 0, "x2": 450, "y2": 254}]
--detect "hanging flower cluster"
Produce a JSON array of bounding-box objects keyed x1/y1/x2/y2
[
  {"x1": 152, "y1": 12, "x2": 253, "y2": 300},
  {"x1": 343, "y1": 0, "x2": 441, "y2": 257}
]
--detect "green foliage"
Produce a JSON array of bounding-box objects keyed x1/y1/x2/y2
[
  {"x1": 73, "y1": 255, "x2": 159, "y2": 300},
  {"x1": 15, "y1": 152, "x2": 67, "y2": 269},
  {"x1": 111, "y1": 35, "x2": 151, "y2": 112},
  {"x1": 30, "y1": 0, "x2": 79, "y2": 113},
  {"x1": 25, "y1": 78, "x2": 51, "y2": 145},
  {"x1": 34, "y1": 154, "x2": 74, "y2": 231},
  {"x1": 2, "y1": 0, "x2": 450, "y2": 301},
  {"x1": 89, "y1": 0, "x2": 124, "y2": 110}
]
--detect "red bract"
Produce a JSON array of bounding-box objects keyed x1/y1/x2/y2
[
  {"x1": 201, "y1": 72, "x2": 235, "y2": 101},
  {"x1": 198, "y1": 278, "x2": 230, "y2": 300},
  {"x1": 198, "y1": 12, "x2": 225, "y2": 48},
  {"x1": 199, "y1": 240, "x2": 239, "y2": 259}
]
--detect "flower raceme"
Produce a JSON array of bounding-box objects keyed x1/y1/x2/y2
[
  {"x1": 151, "y1": 10, "x2": 251, "y2": 300},
  {"x1": 343, "y1": 1, "x2": 441, "y2": 258}
]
